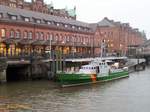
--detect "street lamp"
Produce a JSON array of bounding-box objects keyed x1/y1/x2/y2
[{"x1": 49, "y1": 35, "x2": 52, "y2": 59}]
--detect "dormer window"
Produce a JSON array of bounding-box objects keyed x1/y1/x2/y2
[
  {"x1": 47, "y1": 21, "x2": 51, "y2": 25},
  {"x1": 33, "y1": 18, "x2": 41, "y2": 23},
  {"x1": 10, "y1": 15, "x2": 17, "y2": 20},
  {"x1": 24, "y1": 17, "x2": 30, "y2": 22},
  {"x1": 36, "y1": 19, "x2": 41, "y2": 23},
  {"x1": 56, "y1": 23, "x2": 60, "y2": 26},
  {"x1": 72, "y1": 25, "x2": 75, "y2": 29},
  {"x1": 65, "y1": 24, "x2": 68, "y2": 28},
  {"x1": 78, "y1": 27, "x2": 81, "y2": 30}
]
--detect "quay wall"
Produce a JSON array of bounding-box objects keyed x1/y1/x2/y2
[{"x1": 0, "y1": 57, "x2": 7, "y2": 83}]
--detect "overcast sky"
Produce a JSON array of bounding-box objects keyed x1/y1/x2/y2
[{"x1": 26, "y1": 0, "x2": 150, "y2": 39}]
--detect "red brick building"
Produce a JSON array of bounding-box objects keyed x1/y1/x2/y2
[
  {"x1": 91, "y1": 17, "x2": 146, "y2": 56},
  {"x1": 0, "y1": 1, "x2": 146, "y2": 58},
  {"x1": 0, "y1": 0, "x2": 76, "y2": 19}
]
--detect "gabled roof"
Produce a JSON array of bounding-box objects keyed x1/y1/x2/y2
[
  {"x1": 97, "y1": 17, "x2": 115, "y2": 27},
  {"x1": 0, "y1": 5, "x2": 90, "y2": 28}
]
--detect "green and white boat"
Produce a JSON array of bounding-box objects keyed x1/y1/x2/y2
[{"x1": 56, "y1": 58, "x2": 129, "y2": 87}]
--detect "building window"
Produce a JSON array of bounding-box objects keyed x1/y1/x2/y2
[
  {"x1": 47, "y1": 21, "x2": 51, "y2": 25},
  {"x1": 36, "y1": 19, "x2": 41, "y2": 23},
  {"x1": 78, "y1": 27, "x2": 81, "y2": 30},
  {"x1": 65, "y1": 24, "x2": 68, "y2": 28},
  {"x1": 72, "y1": 25, "x2": 75, "y2": 29},
  {"x1": 40, "y1": 32, "x2": 44, "y2": 40},
  {"x1": 67, "y1": 36, "x2": 69, "y2": 42},
  {"x1": 28, "y1": 32, "x2": 32, "y2": 39},
  {"x1": 1, "y1": 29, "x2": 6, "y2": 37},
  {"x1": 10, "y1": 30, "x2": 15, "y2": 38},
  {"x1": 50, "y1": 34, "x2": 53, "y2": 41},
  {"x1": 9, "y1": 3, "x2": 16, "y2": 8},
  {"x1": 36, "y1": 32, "x2": 39, "y2": 40},
  {"x1": 56, "y1": 23, "x2": 60, "y2": 26},
  {"x1": 10, "y1": 15, "x2": 17, "y2": 20},
  {"x1": 55, "y1": 35, "x2": 58, "y2": 41},
  {"x1": 24, "y1": 17, "x2": 30, "y2": 22},
  {"x1": 16, "y1": 30, "x2": 20, "y2": 38},
  {"x1": 24, "y1": 31, "x2": 28, "y2": 39}
]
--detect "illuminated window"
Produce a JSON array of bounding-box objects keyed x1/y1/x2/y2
[
  {"x1": 1, "y1": 29, "x2": 6, "y2": 37},
  {"x1": 9, "y1": 3, "x2": 16, "y2": 8},
  {"x1": 111, "y1": 44, "x2": 114, "y2": 47}
]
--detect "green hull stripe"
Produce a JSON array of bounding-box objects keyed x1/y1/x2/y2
[{"x1": 57, "y1": 71, "x2": 129, "y2": 87}]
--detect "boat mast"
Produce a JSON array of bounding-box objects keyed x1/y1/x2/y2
[{"x1": 101, "y1": 40, "x2": 105, "y2": 57}]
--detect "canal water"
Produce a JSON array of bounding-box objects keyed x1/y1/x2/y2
[{"x1": 0, "y1": 66, "x2": 150, "y2": 112}]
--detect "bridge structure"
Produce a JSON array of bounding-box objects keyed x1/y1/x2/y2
[{"x1": 135, "y1": 39, "x2": 150, "y2": 64}]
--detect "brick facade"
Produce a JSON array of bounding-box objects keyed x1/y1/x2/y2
[
  {"x1": 92, "y1": 17, "x2": 146, "y2": 56},
  {"x1": 0, "y1": 2, "x2": 146, "y2": 58}
]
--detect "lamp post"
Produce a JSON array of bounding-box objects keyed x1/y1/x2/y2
[{"x1": 49, "y1": 35, "x2": 52, "y2": 59}]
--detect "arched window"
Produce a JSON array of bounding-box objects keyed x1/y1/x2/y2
[
  {"x1": 50, "y1": 33, "x2": 54, "y2": 41},
  {"x1": 10, "y1": 30, "x2": 15, "y2": 38},
  {"x1": 55, "y1": 34, "x2": 58, "y2": 41},
  {"x1": 66, "y1": 35, "x2": 69, "y2": 42},
  {"x1": 1, "y1": 28, "x2": 6, "y2": 37},
  {"x1": 59, "y1": 34, "x2": 62, "y2": 41},
  {"x1": 16, "y1": 30, "x2": 21, "y2": 38},
  {"x1": 40, "y1": 32, "x2": 44, "y2": 40},
  {"x1": 24, "y1": 31, "x2": 28, "y2": 39},
  {"x1": 46, "y1": 33, "x2": 49, "y2": 40},
  {"x1": 28, "y1": 31, "x2": 32, "y2": 39},
  {"x1": 64, "y1": 35, "x2": 66, "y2": 43}
]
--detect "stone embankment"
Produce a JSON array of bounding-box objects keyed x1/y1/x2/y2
[
  {"x1": 125, "y1": 58, "x2": 146, "y2": 73},
  {"x1": 0, "y1": 57, "x2": 7, "y2": 83}
]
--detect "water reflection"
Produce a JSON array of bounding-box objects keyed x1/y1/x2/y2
[{"x1": 0, "y1": 66, "x2": 150, "y2": 112}]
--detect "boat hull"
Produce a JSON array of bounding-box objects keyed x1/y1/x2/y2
[{"x1": 56, "y1": 71, "x2": 129, "y2": 87}]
